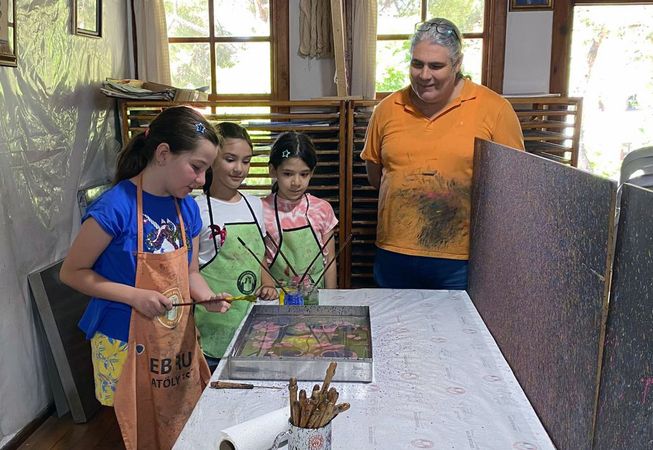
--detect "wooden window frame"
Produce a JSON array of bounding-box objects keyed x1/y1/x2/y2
[
  {"x1": 375, "y1": 0, "x2": 507, "y2": 98},
  {"x1": 167, "y1": 0, "x2": 289, "y2": 101}
]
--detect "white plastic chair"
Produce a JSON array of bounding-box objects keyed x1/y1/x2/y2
[{"x1": 620, "y1": 146, "x2": 653, "y2": 188}]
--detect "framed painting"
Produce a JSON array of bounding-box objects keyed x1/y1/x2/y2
[
  {"x1": 73, "y1": 0, "x2": 102, "y2": 38},
  {"x1": 0, "y1": 0, "x2": 16, "y2": 67},
  {"x1": 510, "y1": 0, "x2": 554, "y2": 11}
]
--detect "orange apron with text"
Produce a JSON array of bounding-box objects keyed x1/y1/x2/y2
[{"x1": 114, "y1": 178, "x2": 210, "y2": 450}]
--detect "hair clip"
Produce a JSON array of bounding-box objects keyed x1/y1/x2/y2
[
  {"x1": 195, "y1": 123, "x2": 206, "y2": 134},
  {"x1": 281, "y1": 149, "x2": 291, "y2": 158},
  {"x1": 144, "y1": 128, "x2": 150, "y2": 138}
]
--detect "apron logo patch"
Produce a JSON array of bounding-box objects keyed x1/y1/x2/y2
[
  {"x1": 237, "y1": 270, "x2": 257, "y2": 295},
  {"x1": 157, "y1": 287, "x2": 184, "y2": 329},
  {"x1": 136, "y1": 344, "x2": 145, "y2": 354}
]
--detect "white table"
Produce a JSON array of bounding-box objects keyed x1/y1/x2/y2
[{"x1": 175, "y1": 289, "x2": 555, "y2": 450}]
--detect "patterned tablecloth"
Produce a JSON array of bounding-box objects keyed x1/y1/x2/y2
[{"x1": 174, "y1": 289, "x2": 555, "y2": 450}]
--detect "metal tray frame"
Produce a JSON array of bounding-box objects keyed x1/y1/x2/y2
[{"x1": 227, "y1": 305, "x2": 373, "y2": 382}]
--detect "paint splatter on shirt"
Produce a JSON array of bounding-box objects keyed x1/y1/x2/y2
[{"x1": 361, "y1": 80, "x2": 524, "y2": 259}]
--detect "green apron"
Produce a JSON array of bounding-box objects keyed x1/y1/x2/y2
[
  {"x1": 269, "y1": 193, "x2": 325, "y2": 288},
  {"x1": 195, "y1": 194, "x2": 266, "y2": 358}
]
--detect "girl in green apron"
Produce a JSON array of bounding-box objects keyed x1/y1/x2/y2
[
  {"x1": 194, "y1": 123, "x2": 277, "y2": 368},
  {"x1": 262, "y1": 132, "x2": 339, "y2": 290}
]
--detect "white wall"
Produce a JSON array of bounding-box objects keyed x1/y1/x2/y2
[
  {"x1": 0, "y1": 1, "x2": 129, "y2": 446},
  {"x1": 289, "y1": 0, "x2": 337, "y2": 100},
  {"x1": 503, "y1": 8, "x2": 553, "y2": 95}
]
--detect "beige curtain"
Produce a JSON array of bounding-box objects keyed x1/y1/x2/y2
[
  {"x1": 350, "y1": 0, "x2": 377, "y2": 99},
  {"x1": 299, "y1": 0, "x2": 333, "y2": 58},
  {"x1": 131, "y1": 0, "x2": 171, "y2": 85}
]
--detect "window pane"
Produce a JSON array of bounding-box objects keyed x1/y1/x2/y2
[
  {"x1": 376, "y1": 40, "x2": 410, "y2": 93},
  {"x1": 570, "y1": 5, "x2": 653, "y2": 179},
  {"x1": 164, "y1": 0, "x2": 209, "y2": 37},
  {"x1": 427, "y1": 0, "x2": 484, "y2": 34},
  {"x1": 462, "y1": 38, "x2": 482, "y2": 83},
  {"x1": 378, "y1": 0, "x2": 421, "y2": 35},
  {"x1": 214, "y1": 0, "x2": 270, "y2": 37},
  {"x1": 216, "y1": 42, "x2": 270, "y2": 94},
  {"x1": 169, "y1": 43, "x2": 211, "y2": 90}
]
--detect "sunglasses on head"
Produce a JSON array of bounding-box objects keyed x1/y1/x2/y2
[{"x1": 415, "y1": 21, "x2": 461, "y2": 42}]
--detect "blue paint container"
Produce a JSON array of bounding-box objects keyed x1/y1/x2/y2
[{"x1": 284, "y1": 292, "x2": 304, "y2": 306}]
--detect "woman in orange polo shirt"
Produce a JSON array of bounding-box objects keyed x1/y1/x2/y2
[{"x1": 361, "y1": 17, "x2": 524, "y2": 290}]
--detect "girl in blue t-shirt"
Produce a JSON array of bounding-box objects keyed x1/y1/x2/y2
[{"x1": 60, "y1": 107, "x2": 231, "y2": 448}]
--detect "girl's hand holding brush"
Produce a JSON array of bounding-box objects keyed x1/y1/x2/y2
[
  {"x1": 174, "y1": 293, "x2": 263, "y2": 309},
  {"x1": 204, "y1": 292, "x2": 231, "y2": 312},
  {"x1": 197, "y1": 292, "x2": 231, "y2": 313}
]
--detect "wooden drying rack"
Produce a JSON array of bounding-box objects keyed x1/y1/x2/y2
[{"x1": 119, "y1": 96, "x2": 582, "y2": 288}]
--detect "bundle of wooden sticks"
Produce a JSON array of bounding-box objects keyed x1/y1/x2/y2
[{"x1": 288, "y1": 362, "x2": 350, "y2": 429}]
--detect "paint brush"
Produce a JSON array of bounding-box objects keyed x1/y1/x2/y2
[
  {"x1": 308, "y1": 234, "x2": 353, "y2": 290},
  {"x1": 174, "y1": 295, "x2": 258, "y2": 307},
  {"x1": 298, "y1": 232, "x2": 336, "y2": 285},
  {"x1": 266, "y1": 235, "x2": 300, "y2": 278},
  {"x1": 210, "y1": 381, "x2": 283, "y2": 390},
  {"x1": 237, "y1": 237, "x2": 288, "y2": 294}
]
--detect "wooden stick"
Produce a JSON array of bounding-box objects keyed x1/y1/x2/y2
[
  {"x1": 310, "y1": 384, "x2": 321, "y2": 401},
  {"x1": 298, "y1": 389, "x2": 307, "y2": 427},
  {"x1": 289, "y1": 378, "x2": 298, "y2": 425},
  {"x1": 327, "y1": 387, "x2": 338, "y2": 404},
  {"x1": 335, "y1": 402, "x2": 350, "y2": 414},
  {"x1": 307, "y1": 399, "x2": 328, "y2": 428},
  {"x1": 298, "y1": 232, "x2": 335, "y2": 285},
  {"x1": 319, "y1": 362, "x2": 338, "y2": 399},
  {"x1": 309, "y1": 234, "x2": 353, "y2": 289},
  {"x1": 238, "y1": 237, "x2": 288, "y2": 294},
  {"x1": 317, "y1": 402, "x2": 335, "y2": 428},
  {"x1": 326, "y1": 402, "x2": 350, "y2": 424},
  {"x1": 292, "y1": 400, "x2": 301, "y2": 427},
  {"x1": 301, "y1": 399, "x2": 316, "y2": 428}
]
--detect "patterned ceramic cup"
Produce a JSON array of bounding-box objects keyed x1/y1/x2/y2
[{"x1": 271, "y1": 420, "x2": 332, "y2": 450}]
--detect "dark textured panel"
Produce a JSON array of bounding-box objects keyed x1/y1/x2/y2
[
  {"x1": 468, "y1": 139, "x2": 615, "y2": 450},
  {"x1": 594, "y1": 184, "x2": 653, "y2": 449},
  {"x1": 28, "y1": 260, "x2": 100, "y2": 423}
]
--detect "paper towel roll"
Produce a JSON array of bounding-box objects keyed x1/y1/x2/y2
[{"x1": 218, "y1": 407, "x2": 290, "y2": 450}]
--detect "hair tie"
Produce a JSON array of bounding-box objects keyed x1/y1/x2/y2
[
  {"x1": 281, "y1": 149, "x2": 291, "y2": 158},
  {"x1": 195, "y1": 123, "x2": 206, "y2": 134},
  {"x1": 144, "y1": 128, "x2": 150, "y2": 138}
]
